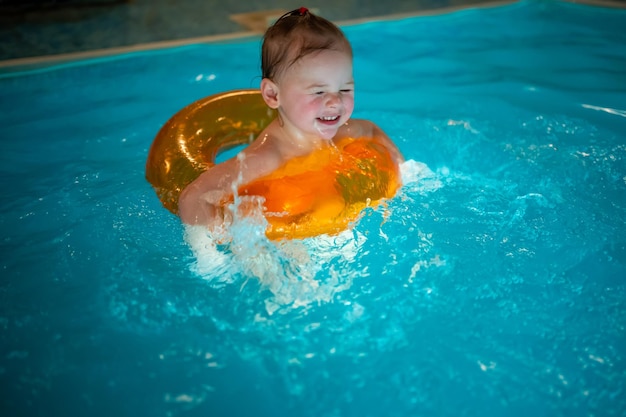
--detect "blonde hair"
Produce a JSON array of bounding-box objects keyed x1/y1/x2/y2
[{"x1": 261, "y1": 8, "x2": 352, "y2": 81}]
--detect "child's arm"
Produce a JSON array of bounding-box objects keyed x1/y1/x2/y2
[
  {"x1": 178, "y1": 158, "x2": 239, "y2": 227},
  {"x1": 178, "y1": 130, "x2": 285, "y2": 227}
]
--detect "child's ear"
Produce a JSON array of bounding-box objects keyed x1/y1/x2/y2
[{"x1": 260, "y1": 78, "x2": 279, "y2": 109}]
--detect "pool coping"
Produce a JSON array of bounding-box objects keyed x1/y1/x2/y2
[
  {"x1": 1, "y1": 0, "x2": 623, "y2": 71},
  {"x1": 0, "y1": 0, "x2": 517, "y2": 70}
]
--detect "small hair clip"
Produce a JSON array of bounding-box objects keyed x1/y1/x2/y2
[{"x1": 277, "y1": 6, "x2": 309, "y2": 22}]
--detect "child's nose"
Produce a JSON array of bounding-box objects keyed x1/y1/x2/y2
[{"x1": 325, "y1": 93, "x2": 342, "y2": 107}]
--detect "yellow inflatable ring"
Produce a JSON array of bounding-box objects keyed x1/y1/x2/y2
[
  {"x1": 146, "y1": 89, "x2": 275, "y2": 214},
  {"x1": 146, "y1": 89, "x2": 401, "y2": 240}
]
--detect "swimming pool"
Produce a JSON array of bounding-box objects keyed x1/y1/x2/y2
[{"x1": 1, "y1": 1, "x2": 625, "y2": 416}]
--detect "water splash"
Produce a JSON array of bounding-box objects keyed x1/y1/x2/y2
[
  {"x1": 185, "y1": 222, "x2": 365, "y2": 315},
  {"x1": 184, "y1": 159, "x2": 439, "y2": 314}
]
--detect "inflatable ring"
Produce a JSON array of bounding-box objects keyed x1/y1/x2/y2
[
  {"x1": 146, "y1": 89, "x2": 401, "y2": 240},
  {"x1": 146, "y1": 89, "x2": 275, "y2": 214}
]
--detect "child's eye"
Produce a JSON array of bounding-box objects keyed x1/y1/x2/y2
[
  {"x1": 340, "y1": 89, "x2": 353, "y2": 93},
  {"x1": 315, "y1": 91, "x2": 325, "y2": 95}
]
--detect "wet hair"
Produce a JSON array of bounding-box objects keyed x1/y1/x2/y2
[{"x1": 261, "y1": 7, "x2": 352, "y2": 81}]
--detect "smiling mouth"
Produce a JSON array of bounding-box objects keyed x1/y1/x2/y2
[{"x1": 318, "y1": 115, "x2": 340, "y2": 122}]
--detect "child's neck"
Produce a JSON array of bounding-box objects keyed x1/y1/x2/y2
[{"x1": 278, "y1": 124, "x2": 334, "y2": 155}]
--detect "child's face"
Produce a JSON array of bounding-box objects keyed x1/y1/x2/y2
[{"x1": 277, "y1": 49, "x2": 355, "y2": 140}]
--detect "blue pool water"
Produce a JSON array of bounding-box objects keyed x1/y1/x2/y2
[{"x1": 1, "y1": 1, "x2": 626, "y2": 416}]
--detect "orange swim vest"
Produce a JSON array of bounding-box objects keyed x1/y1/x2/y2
[{"x1": 145, "y1": 90, "x2": 401, "y2": 240}]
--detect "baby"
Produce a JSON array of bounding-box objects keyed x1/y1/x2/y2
[{"x1": 178, "y1": 7, "x2": 404, "y2": 231}]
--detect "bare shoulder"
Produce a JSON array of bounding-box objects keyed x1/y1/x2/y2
[
  {"x1": 338, "y1": 119, "x2": 405, "y2": 163},
  {"x1": 238, "y1": 126, "x2": 285, "y2": 177},
  {"x1": 339, "y1": 118, "x2": 378, "y2": 137}
]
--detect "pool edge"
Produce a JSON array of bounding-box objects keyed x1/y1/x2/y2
[
  {"x1": 3, "y1": 0, "x2": 625, "y2": 71},
  {"x1": 0, "y1": 0, "x2": 519, "y2": 71}
]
